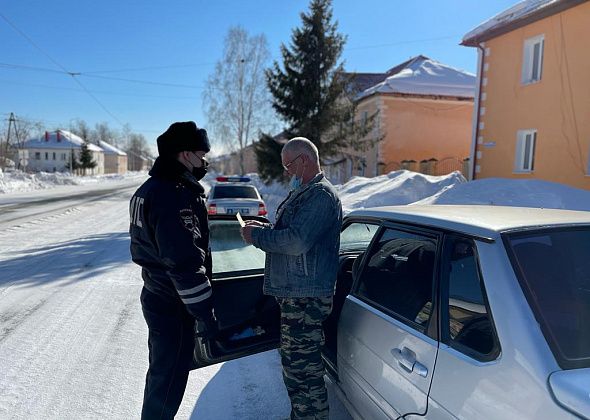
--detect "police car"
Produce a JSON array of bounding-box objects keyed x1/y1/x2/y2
[{"x1": 206, "y1": 176, "x2": 267, "y2": 217}]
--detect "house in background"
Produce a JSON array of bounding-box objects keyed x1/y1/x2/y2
[
  {"x1": 21, "y1": 130, "x2": 104, "y2": 175},
  {"x1": 462, "y1": 0, "x2": 590, "y2": 188},
  {"x1": 325, "y1": 55, "x2": 476, "y2": 184},
  {"x1": 212, "y1": 143, "x2": 258, "y2": 175},
  {"x1": 98, "y1": 140, "x2": 127, "y2": 174},
  {"x1": 127, "y1": 151, "x2": 153, "y2": 171}
]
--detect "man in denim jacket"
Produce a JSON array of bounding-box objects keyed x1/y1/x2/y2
[{"x1": 241, "y1": 137, "x2": 342, "y2": 420}]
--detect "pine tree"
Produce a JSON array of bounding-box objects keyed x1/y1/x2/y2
[
  {"x1": 266, "y1": 0, "x2": 376, "y2": 164},
  {"x1": 79, "y1": 141, "x2": 97, "y2": 175},
  {"x1": 254, "y1": 133, "x2": 285, "y2": 184}
]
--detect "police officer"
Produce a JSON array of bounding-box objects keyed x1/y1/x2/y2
[{"x1": 129, "y1": 121, "x2": 216, "y2": 419}]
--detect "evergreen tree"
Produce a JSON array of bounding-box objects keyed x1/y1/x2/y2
[
  {"x1": 265, "y1": 0, "x2": 377, "y2": 167},
  {"x1": 254, "y1": 133, "x2": 285, "y2": 184},
  {"x1": 79, "y1": 141, "x2": 97, "y2": 175}
]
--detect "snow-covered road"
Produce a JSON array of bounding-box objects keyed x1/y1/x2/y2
[{"x1": 0, "y1": 181, "x2": 350, "y2": 419}]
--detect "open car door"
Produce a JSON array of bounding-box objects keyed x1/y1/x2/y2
[{"x1": 193, "y1": 215, "x2": 281, "y2": 368}]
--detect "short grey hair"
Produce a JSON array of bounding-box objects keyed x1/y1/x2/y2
[{"x1": 282, "y1": 137, "x2": 319, "y2": 164}]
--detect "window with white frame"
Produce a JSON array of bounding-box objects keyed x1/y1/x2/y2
[
  {"x1": 514, "y1": 130, "x2": 537, "y2": 172},
  {"x1": 35, "y1": 152, "x2": 41, "y2": 160},
  {"x1": 522, "y1": 35, "x2": 544, "y2": 84}
]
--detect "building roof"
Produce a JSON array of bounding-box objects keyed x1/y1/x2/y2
[
  {"x1": 22, "y1": 130, "x2": 103, "y2": 152},
  {"x1": 357, "y1": 55, "x2": 476, "y2": 101},
  {"x1": 350, "y1": 204, "x2": 590, "y2": 239},
  {"x1": 462, "y1": 0, "x2": 588, "y2": 46},
  {"x1": 98, "y1": 140, "x2": 127, "y2": 156}
]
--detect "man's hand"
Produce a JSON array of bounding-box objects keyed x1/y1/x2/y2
[
  {"x1": 240, "y1": 224, "x2": 261, "y2": 244},
  {"x1": 244, "y1": 220, "x2": 266, "y2": 227}
]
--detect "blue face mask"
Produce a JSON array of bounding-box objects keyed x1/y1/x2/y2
[{"x1": 289, "y1": 175, "x2": 302, "y2": 190}]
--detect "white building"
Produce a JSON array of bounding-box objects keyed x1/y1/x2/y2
[{"x1": 21, "y1": 130, "x2": 104, "y2": 175}]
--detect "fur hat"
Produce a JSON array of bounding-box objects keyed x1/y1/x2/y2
[{"x1": 156, "y1": 121, "x2": 211, "y2": 156}]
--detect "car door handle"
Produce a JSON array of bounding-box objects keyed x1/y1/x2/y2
[{"x1": 391, "y1": 347, "x2": 428, "y2": 378}]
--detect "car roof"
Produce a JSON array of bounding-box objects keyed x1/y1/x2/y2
[{"x1": 348, "y1": 205, "x2": 590, "y2": 239}]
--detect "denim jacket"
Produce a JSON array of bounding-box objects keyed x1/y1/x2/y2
[{"x1": 251, "y1": 173, "x2": 342, "y2": 298}]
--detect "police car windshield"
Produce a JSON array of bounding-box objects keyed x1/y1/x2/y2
[{"x1": 212, "y1": 185, "x2": 258, "y2": 199}]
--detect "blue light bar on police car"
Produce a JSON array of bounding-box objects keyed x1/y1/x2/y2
[{"x1": 216, "y1": 176, "x2": 251, "y2": 182}]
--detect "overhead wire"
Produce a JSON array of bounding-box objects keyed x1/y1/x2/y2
[{"x1": 0, "y1": 12, "x2": 126, "y2": 127}]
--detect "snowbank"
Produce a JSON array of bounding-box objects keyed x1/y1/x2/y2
[
  {"x1": 0, "y1": 169, "x2": 148, "y2": 194},
  {"x1": 414, "y1": 177, "x2": 590, "y2": 211},
  {"x1": 338, "y1": 170, "x2": 466, "y2": 214}
]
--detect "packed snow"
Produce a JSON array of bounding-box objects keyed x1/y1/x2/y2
[
  {"x1": 2, "y1": 167, "x2": 590, "y2": 419},
  {"x1": 0, "y1": 167, "x2": 147, "y2": 194},
  {"x1": 357, "y1": 56, "x2": 476, "y2": 100}
]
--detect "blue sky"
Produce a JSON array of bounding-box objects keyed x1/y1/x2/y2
[{"x1": 1, "y1": 0, "x2": 517, "y2": 153}]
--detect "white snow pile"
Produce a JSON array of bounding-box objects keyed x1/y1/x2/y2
[
  {"x1": 0, "y1": 169, "x2": 148, "y2": 194},
  {"x1": 358, "y1": 56, "x2": 476, "y2": 100},
  {"x1": 414, "y1": 177, "x2": 590, "y2": 211},
  {"x1": 339, "y1": 170, "x2": 467, "y2": 214}
]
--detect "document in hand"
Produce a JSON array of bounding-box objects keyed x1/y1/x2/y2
[{"x1": 236, "y1": 212, "x2": 245, "y2": 227}]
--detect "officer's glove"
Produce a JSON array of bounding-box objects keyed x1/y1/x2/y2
[{"x1": 195, "y1": 314, "x2": 218, "y2": 341}]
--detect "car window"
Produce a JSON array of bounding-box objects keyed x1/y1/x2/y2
[
  {"x1": 506, "y1": 227, "x2": 590, "y2": 369},
  {"x1": 354, "y1": 227, "x2": 437, "y2": 333},
  {"x1": 442, "y1": 236, "x2": 499, "y2": 361},
  {"x1": 340, "y1": 222, "x2": 379, "y2": 253},
  {"x1": 210, "y1": 219, "x2": 265, "y2": 276},
  {"x1": 212, "y1": 185, "x2": 259, "y2": 199}
]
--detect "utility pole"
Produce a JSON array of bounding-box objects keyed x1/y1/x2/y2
[{"x1": 2, "y1": 113, "x2": 22, "y2": 170}]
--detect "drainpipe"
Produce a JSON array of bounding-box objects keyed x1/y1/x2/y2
[{"x1": 470, "y1": 42, "x2": 486, "y2": 181}]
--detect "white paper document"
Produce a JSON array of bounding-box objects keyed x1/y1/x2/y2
[{"x1": 236, "y1": 212, "x2": 245, "y2": 227}]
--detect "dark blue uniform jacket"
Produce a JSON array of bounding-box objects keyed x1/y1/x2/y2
[{"x1": 129, "y1": 156, "x2": 212, "y2": 320}]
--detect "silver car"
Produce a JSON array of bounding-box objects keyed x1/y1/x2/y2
[
  {"x1": 206, "y1": 176, "x2": 267, "y2": 217},
  {"x1": 194, "y1": 205, "x2": 590, "y2": 419}
]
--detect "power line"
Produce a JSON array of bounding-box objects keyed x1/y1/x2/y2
[
  {"x1": 82, "y1": 62, "x2": 216, "y2": 75},
  {"x1": 0, "y1": 12, "x2": 125, "y2": 127},
  {"x1": 0, "y1": 13, "x2": 74, "y2": 75},
  {"x1": 80, "y1": 74, "x2": 203, "y2": 89},
  {"x1": 0, "y1": 62, "x2": 66, "y2": 74}
]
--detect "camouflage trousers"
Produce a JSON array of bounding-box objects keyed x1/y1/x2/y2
[{"x1": 278, "y1": 296, "x2": 333, "y2": 420}]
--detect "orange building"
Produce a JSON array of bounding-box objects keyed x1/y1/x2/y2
[
  {"x1": 325, "y1": 56, "x2": 475, "y2": 184},
  {"x1": 462, "y1": 0, "x2": 590, "y2": 188}
]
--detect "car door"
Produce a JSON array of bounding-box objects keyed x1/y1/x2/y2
[
  {"x1": 337, "y1": 223, "x2": 440, "y2": 419},
  {"x1": 193, "y1": 216, "x2": 382, "y2": 369},
  {"x1": 193, "y1": 215, "x2": 281, "y2": 368}
]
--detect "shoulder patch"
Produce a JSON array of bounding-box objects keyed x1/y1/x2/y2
[{"x1": 180, "y1": 208, "x2": 196, "y2": 231}]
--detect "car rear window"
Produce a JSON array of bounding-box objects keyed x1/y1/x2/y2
[
  {"x1": 210, "y1": 219, "x2": 266, "y2": 275},
  {"x1": 505, "y1": 226, "x2": 590, "y2": 369},
  {"x1": 212, "y1": 185, "x2": 259, "y2": 199}
]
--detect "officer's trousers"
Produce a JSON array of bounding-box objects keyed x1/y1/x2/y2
[{"x1": 140, "y1": 287, "x2": 195, "y2": 420}]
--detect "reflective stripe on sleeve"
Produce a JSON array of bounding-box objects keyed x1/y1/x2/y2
[
  {"x1": 181, "y1": 289, "x2": 212, "y2": 304},
  {"x1": 177, "y1": 282, "x2": 211, "y2": 296}
]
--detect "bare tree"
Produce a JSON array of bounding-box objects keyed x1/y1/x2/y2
[
  {"x1": 70, "y1": 119, "x2": 92, "y2": 142},
  {"x1": 203, "y1": 26, "x2": 277, "y2": 174},
  {"x1": 94, "y1": 121, "x2": 121, "y2": 147}
]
